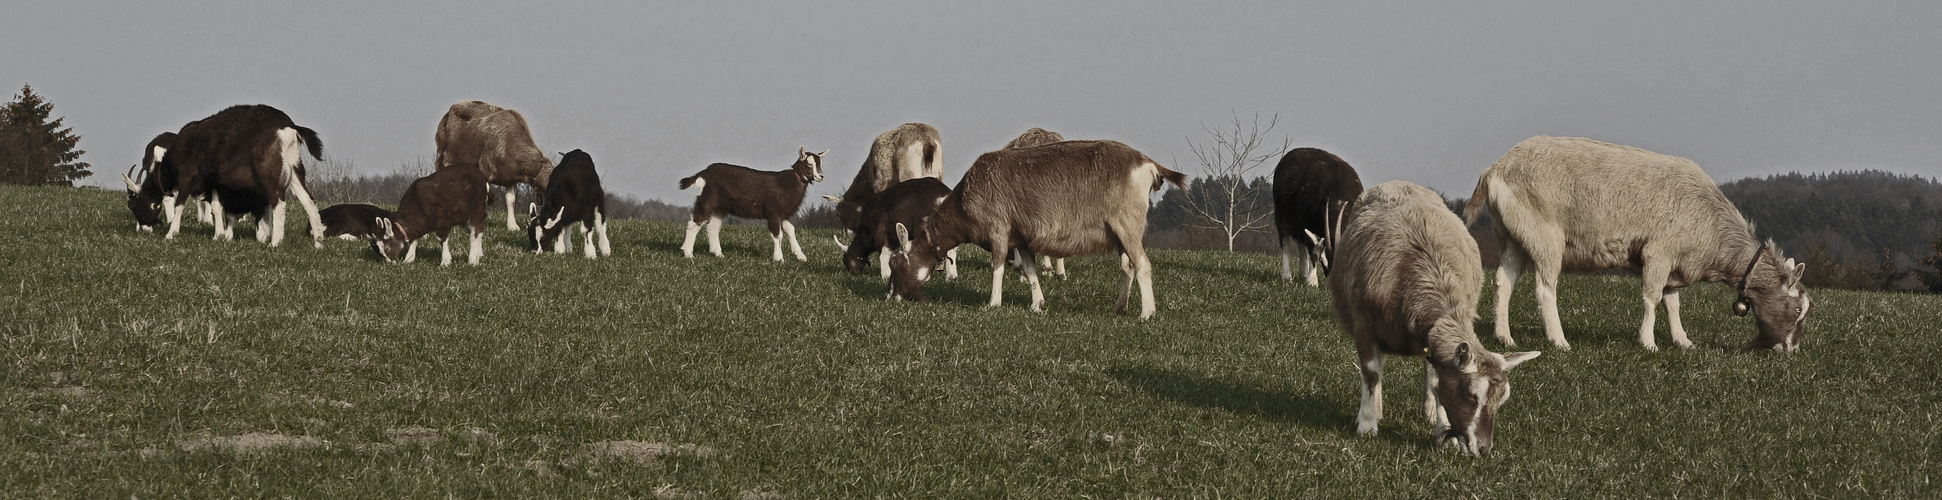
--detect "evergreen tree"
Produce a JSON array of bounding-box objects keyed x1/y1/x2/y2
[{"x1": 0, "y1": 84, "x2": 90, "y2": 186}]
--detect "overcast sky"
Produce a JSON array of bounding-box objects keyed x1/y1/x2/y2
[{"x1": 7, "y1": 1, "x2": 1939, "y2": 204}]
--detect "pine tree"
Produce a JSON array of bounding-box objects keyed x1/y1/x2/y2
[{"x1": 0, "y1": 84, "x2": 91, "y2": 186}]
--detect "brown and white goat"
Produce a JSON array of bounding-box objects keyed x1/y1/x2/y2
[
  {"x1": 1000, "y1": 127, "x2": 1072, "y2": 280},
  {"x1": 434, "y1": 100, "x2": 556, "y2": 231},
  {"x1": 125, "y1": 105, "x2": 326, "y2": 247},
  {"x1": 369, "y1": 165, "x2": 491, "y2": 266},
  {"x1": 1330, "y1": 181, "x2": 1540, "y2": 457},
  {"x1": 824, "y1": 123, "x2": 942, "y2": 236},
  {"x1": 679, "y1": 147, "x2": 826, "y2": 261},
  {"x1": 838, "y1": 177, "x2": 956, "y2": 280},
  {"x1": 526, "y1": 149, "x2": 611, "y2": 258},
  {"x1": 886, "y1": 140, "x2": 1186, "y2": 318},
  {"x1": 1464, "y1": 136, "x2": 1812, "y2": 352},
  {"x1": 1272, "y1": 147, "x2": 1363, "y2": 286}
]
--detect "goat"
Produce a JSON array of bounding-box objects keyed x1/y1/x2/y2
[
  {"x1": 121, "y1": 132, "x2": 214, "y2": 231},
  {"x1": 823, "y1": 123, "x2": 942, "y2": 235},
  {"x1": 526, "y1": 149, "x2": 612, "y2": 258},
  {"x1": 1000, "y1": 127, "x2": 1072, "y2": 280},
  {"x1": 127, "y1": 105, "x2": 326, "y2": 247},
  {"x1": 434, "y1": 100, "x2": 556, "y2": 231},
  {"x1": 320, "y1": 204, "x2": 393, "y2": 240},
  {"x1": 369, "y1": 165, "x2": 491, "y2": 266},
  {"x1": 679, "y1": 147, "x2": 827, "y2": 261},
  {"x1": 1464, "y1": 136, "x2": 1812, "y2": 352},
  {"x1": 886, "y1": 140, "x2": 1186, "y2": 318},
  {"x1": 1273, "y1": 147, "x2": 1363, "y2": 286},
  {"x1": 1330, "y1": 181, "x2": 1540, "y2": 457},
  {"x1": 837, "y1": 177, "x2": 957, "y2": 280}
]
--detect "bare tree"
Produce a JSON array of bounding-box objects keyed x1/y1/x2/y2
[{"x1": 1177, "y1": 113, "x2": 1291, "y2": 251}]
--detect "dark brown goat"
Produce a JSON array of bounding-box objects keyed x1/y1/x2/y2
[
  {"x1": 526, "y1": 149, "x2": 611, "y2": 258},
  {"x1": 1272, "y1": 148, "x2": 1364, "y2": 286},
  {"x1": 839, "y1": 177, "x2": 955, "y2": 280},
  {"x1": 679, "y1": 148, "x2": 827, "y2": 261},
  {"x1": 370, "y1": 166, "x2": 491, "y2": 266},
  {"x1": 887, "y1": 140, "x2": 1186, "y2": 318},
  {"x1": 127, "y1": 105, "x2": 325, "y2": 247},
  {"x1": 320, "y1": 203, "x2": 393, "y2": 240}
]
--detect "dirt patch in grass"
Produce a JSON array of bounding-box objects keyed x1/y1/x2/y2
[
  {"x1": 179, "y1": 433, "x2": 327, "y2": 453},
  {"x1": 387, "y1": 426, "x2": 440, "y2": 445},
  {"x1": 580, "y1": 441, "x2": 718, "y2": 465},
  {"x1": 738, "y1": 488, "x2": 786, "y2": 500}
]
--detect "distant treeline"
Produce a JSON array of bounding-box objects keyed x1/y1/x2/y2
[{"x1": 306, "y1": 161, "x2": 1942, "y2": 291}]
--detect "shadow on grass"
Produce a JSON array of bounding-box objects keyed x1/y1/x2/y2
[{"x1": 1107, "y1": 365, "x2": 1366, "y2": 437}]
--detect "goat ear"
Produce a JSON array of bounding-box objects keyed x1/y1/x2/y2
[
  {"x1": 377, "y1": 217, "x2": 393, "y2": 239},
  {"x1": 1793, "y1": 262, "x2": 1807, "y2": 280},
  {"x1": 528, "y1": 202, "x2": 537, "y2": 217},
  {"x1": 1452, "y1": 342, "x2": 1473, "y2": 373},
  {"x1": 1501, "y1": 351, "x2": 1540, "y2": 371},
  {"x1": 822, "y1": 194, "x2": 841, "y2": 203},
  {"x1": 798, "y1": 145, "x2": 806, "y2": 157},
  {"x1": 895, "y1": 223, "x2": 913, "y2": 253},
  {"x1": 545, "y1": 207, "x2": 565, "y2": 229}
]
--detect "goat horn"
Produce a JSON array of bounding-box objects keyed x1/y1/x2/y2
[
  {"x1": 831, "y1": 234, "x2": 847, "y2": 251},
  {"x1": 121, "y1": 168, "x2": 140, "y2": 192},
  {"x1": 545, "y1": 207, "x2": 565, "y2": 229}
]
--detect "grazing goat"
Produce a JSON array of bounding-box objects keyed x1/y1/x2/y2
[
  {"x1": 837, "y1": 177, "x2": 957, "y2": 280},
  {"x1": 824, "y1": 123, "x2": 942, "y2": 235},
  {"x1": 679, "y1": 147, "x2": 827, "y2": 261},
  {"x1": 1464, "y1": 136, "x2": 1812, "y2": 352},
  {"x1": 369, "y1": 165, "x2": 491, "y2": 266},
  {"x1": 1272, "y1": 147, "x2": 1363, "y2": 286},
  {"x1": 886, "y1": 140, "x2": 1186, "y2": 318},
  {"x1": 1000, "y1": 127, "x2": 1072, "y2": 280},
  {"x1": 126, "y1": 105, "x2": 326, "y2": 247},
  {"x1": 526, "y1": 149, "x2": 612, "y2": 258},
  {"x1": 1330, "y1": 181, "x2": 1540, "y2": 457},
  {"x1": 121, "y1": 132, "x2": 213, "y2": 231},
  {"x1": 320, "y1": 203, "x2": 393, "y2": 240},
  {"x1": 434, "y1": 100, "x2": 556, "y2": 231}
]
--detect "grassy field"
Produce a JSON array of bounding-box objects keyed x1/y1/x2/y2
[{"x1": 2, "y1": 185, "x2": 1936, "y2": 498}]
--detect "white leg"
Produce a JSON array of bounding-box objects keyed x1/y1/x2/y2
[
  {"x1": 1493, "y1": 250, "x2": 1525, "y2": 347},
  {"x1": 1135, "y1": 252, "x2": 1156, "y2": 319},
  {"x1": 1536, "y1": 270, "x2": 1570, "y2": 351},
  {"x1": 1116, "y1": 252, "x2": 1134, "y2": 313},
  {"x1": 1019, "y1": 251, "x2": 1045, "y2": 312},
  {"x1": 553, "y1": 229, "x2": 567, "y2": 254},
  {"x1": 1425, "y1": 362, "x2": 1448, "y2": 434},
  {"x1": 879, "y1": 245, "x2": 893, "y2": 280},
  {"x1": 595, "y1": 211, "x2": 612, "y2": 256},
  {"x1": 266, "y1": 199, "x2": 286, "y2": 246},
  {"x1": 162, "y1": 194, "x2": 180, "y2": 227},
  {"x1": 439, "y1": 236, "x2": 453, "y2": 267},
  {"x1": 1054, "y1": 257, "x2": 1065, "y2": 280},
  {"x1": 286, "y1": 175, "x2": 324, "y2": 247},
  {"x1": 581, "y1": 223, "x2": 597, "y2": 259},
  {"x1": 706, "y1": 216, "x2": 724, "y2": 257},
  {"x1": 681, "y1": 219, "x2": 701, "y2": 258},
  {"x1": 945, "y1": 248, "x2": 960, "y2": 280},
  {"x1": 1665, "y1": 290, "x2": 1693, "y2": 348},
  {"x1": 404, "y1": 239, "x2": 419, "y2": 263},
  {"x1": 987, "y1": 244, "x2": 1008, "y2": 308},
  {"x1": 770, "y1": 229, "x2": 785, "y2": 261},
  {"x1": 1357, "y1": 355, "x2": 1384, "y2": 437},
  {"x1": 1639, "y1": 290, "x2": 1663, "y2": 352},
  {"x1": 197, "y1": 198, "x2": 212, "y2": 224},
  {"x1": 469, "y1": 227, "x2": 484, "y2": 265},
  {"x1": 504, "y1": 190, "x2": 520, "y2": 231},
  {"x1": 783, "y1": 221, "x2": 807, "y2": 262},
  {"x1": 1301, "y1": 246, "x2": 1320, "y2": 287}
]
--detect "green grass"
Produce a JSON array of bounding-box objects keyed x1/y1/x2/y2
[{"x1": 2, "y1": 185, "x2": 1936, "y2": 498}]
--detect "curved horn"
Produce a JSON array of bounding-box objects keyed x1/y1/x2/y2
[
  {"x1": 817, "y1": 149, "x2": 830, "y2": 157},
  {"x1": 121, "y1": 165, "x2": 140, "y2": 192},
  {"x1": 831, "y1": 234, "x2": 848, "y2": 251},
  {"x1": 545, "y1": 207, "x2": 566, "y2": 229}
]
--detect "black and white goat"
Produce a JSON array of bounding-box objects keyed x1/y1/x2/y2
[
  {"x1": 124, "y1": 105, "x2": 326, "y2": 247},
  {"x1": 1272, "y1": 148, "x2": 1363, "y2": 286},
  {"x1": 1330, "y1": 181, "x2": 1539, "y2": 457},
  {"x1": 320, "y1": 203, "x2": 393, "y2": 240},
  {"x1": 678, "y1": 147, "x2": 826, "y2": 261},
  {"x1": 526, "y1": 149, "x2": 612, "y2": 258},
  {"x1": 369, "y1": 165, "x2": 491, "y2": 266}
]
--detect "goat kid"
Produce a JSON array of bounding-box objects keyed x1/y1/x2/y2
[
  {"x1": 526, "y1": 149, "x2": 612, "y2": 258},
  {"x1": 369, "y1": 165, "x2": 491, "y2": 266},
  {"x1": 679, "y1": 147, "x2": 826, "y2": 261}
]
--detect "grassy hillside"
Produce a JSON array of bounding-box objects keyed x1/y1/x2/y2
[{"x1": 2, "y1": 186, "x2": 1935, "y2": 498}]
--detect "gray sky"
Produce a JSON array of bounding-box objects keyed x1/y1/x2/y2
[{"x1": 8, "y1": 1, "x2": 1940, "y2": 204}]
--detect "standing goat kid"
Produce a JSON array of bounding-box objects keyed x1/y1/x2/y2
[
  {"x1": 1330, "y1": 181, "x2": 1540, "y2": 457},
  {"x1": 527, "y1": 149, "x2": 612, "y2": 258},
  {"x1": 679, "y1": 147, "x2": 826, "y2": 261},
  {"x1": 369, "y1": 166, "x2": 491, "y2": 266}
]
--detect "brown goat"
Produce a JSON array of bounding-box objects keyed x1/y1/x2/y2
[
  {"x1": 1464, "y1": 136, "x2": 1812, "y2": 352},
  {"x1": 679, "y1": 148, "x2": 827, "y2": 261},
  {"x1": 434, "y1": 100, "x2": 556, "y2": 231},
  {"x1": 825, "y1": 123, "x2": 943, "y2": 235},
  {"x1": 369, "y1": 165, "x2": 491, "y2": 266},
  {"x1": 1000, "y1": 127, "x2": 1072, "y2": 280},
  {"x1": 887, "y1": 140, "x2": 1186, "y2": 318},
  {"x1": 1330, "y1": 181, "x2": 1539, "y2": 457}
]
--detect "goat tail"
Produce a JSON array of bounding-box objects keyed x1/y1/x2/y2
[
  {"x1": 293, "y1": 125, "x2": 324, "y2": 159},
  {"x1": 678, "y1": 174, "x2": 701, "y2": 190},
  {"x1": 1462, "y1": 174, "x2": 1490, "y2": 229},
  {"x1": 1151, "y1": 162, "x2": 1188, "y2": 192}
]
